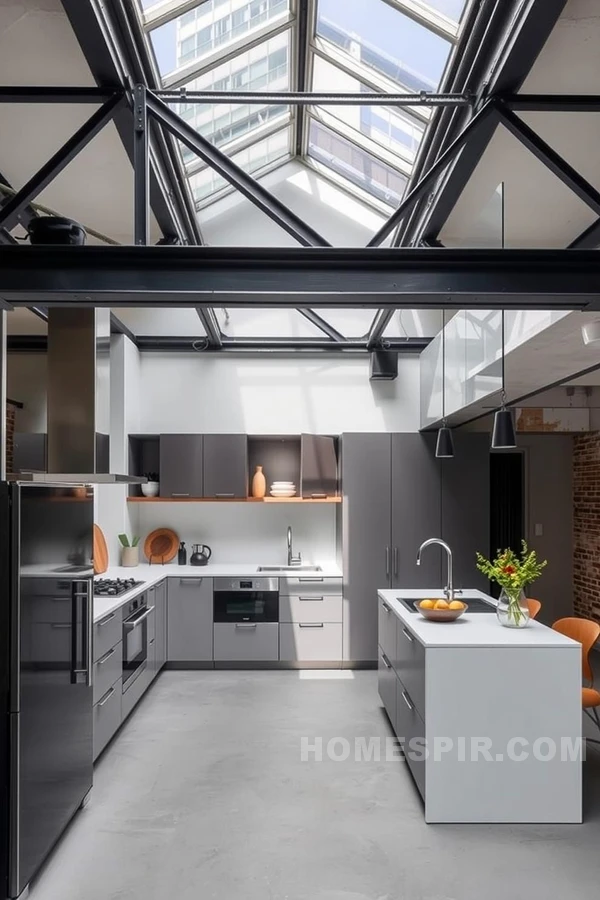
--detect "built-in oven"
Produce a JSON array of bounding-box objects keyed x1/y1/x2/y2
[
  {"x1": 213, "y1": 577, "x2": 279, "y2": 623},
  {"x1": 122, "y1": 594, "x2": 154, "y2": 691}
]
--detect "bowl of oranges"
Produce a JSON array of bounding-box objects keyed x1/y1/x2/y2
[{"x1": 415, "y1": 597, "x2": 467, "y2": 622}]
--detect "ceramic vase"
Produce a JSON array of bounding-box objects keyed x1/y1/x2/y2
[
  {"x1": 121, "y1": 546, "x2": 139, "y2": 567},
  {"x1": 496, "y1": 586, "x2": 530, "y2": 628},
  {"x1": 141, "y1": 481, "x2": 159, "y2": 498},
  {"x1": 252, "y1": 465, "x2": 267, "y2": 499}
]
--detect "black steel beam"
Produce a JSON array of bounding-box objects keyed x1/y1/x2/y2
[
  {"x1": 133, "y1": 85, "x2": 150, "y2": 246},
  {"x1": 0, "y1": 169, "x2": 38, "y2": 234},
  {"x1": 157, "y1": 90, "x2": 472, "y2": 107},
  {"x1": 504, "y1": 94, "x2": 600, "y2": 113},
  {"x1": 297, "y1": 309, "x2": 345, "y2": 342},
  {"x1": 0, "y1": 230, "x2": 18, "y2": 246},
  {"x1": 569, "y1": 219, "x2": 600, "y2": 250},
  {"x1": 146, "y1": 92, "x2": 331, "y2": 247},
  {"x1": 367, "y1": 100, "x2": 496, "y2": 247},
  {"x1": 0, "y1": 93, "x2": 124, "y2": 231},
  {"x1": 136, "y1": 336, "x2": 431, "y2": 353},
  {"x1": 497, "y1": 101, "x2": 600, "y2": 217},
  {"x1": 295, "y1": 0, "x2": 310, "y2": 157},
  {"x1": 1, "y1": 246, "x2": 600, "y2": 308},
  {"x1": 110, "y1": 312, "x2": 137, "y2": 345},
  {"x1": 0, "y1": 86, "x2": 120, "y2": 103},
  {"x1": 195, "y1": 308, "x2": 223, "y2": 347}
]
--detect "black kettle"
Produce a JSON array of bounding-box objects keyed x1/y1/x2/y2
[{"x1": 190, "y1": 543, "x2": 212, "y2": 566}]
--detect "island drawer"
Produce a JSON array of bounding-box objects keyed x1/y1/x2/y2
[
  {"x1": 280, "y1": 623, "x2": 342, "y2": 662},
  {"x1": 378, "y1": 597, "x2": 396, "y2": 664},
  {"x1": 93, "y1": 640, "x2": 123, "y2": 705},
  {"x1": 214, "y1": 623, "x2": 279, "y2": 662},
  {"x1": 394, "y1": 620, "x2": 425, "y2": 718},
  {"x1": 378, "y1": 646, "x2": 396, "y2": 726},
  {"x1": 94, "y1": 609, "x2": 122, "y2": 663},
  {"x1": 280, "y1": 594, "x2": 342, "y2": 623},
  {"x1": 280, "y1": 576, "x2": 342, "y2": 595},
  {"x1": 395, "y1": 673, "x2": 426, "y2": 801}
]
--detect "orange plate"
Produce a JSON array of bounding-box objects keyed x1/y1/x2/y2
[
  {"x1": 143, "y1": 527, "x2": 179, "y2": 564},
  {"x1": 93, "y1": 524, "x2": 109, "y2": 575},
  {"x1": 414, "y1": 601, "x2": 468, "y2": 622}
]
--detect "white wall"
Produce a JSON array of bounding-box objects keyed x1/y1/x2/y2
[{"x1": 137, "y1": 353, "x2": 421, "y2": 434}]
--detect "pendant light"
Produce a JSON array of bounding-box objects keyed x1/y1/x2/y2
[
  {"x1": 436, "y1": 309, "x2": 454, "y2": 458},
  {"x1": 491, "y1": 309, "x2": 517, "y2": 449}
]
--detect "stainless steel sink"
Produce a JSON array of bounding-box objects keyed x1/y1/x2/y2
[{"x1": 257, "y1": 565, "x2": 323, "y2": 573}]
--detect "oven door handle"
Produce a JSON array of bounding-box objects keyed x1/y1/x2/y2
[{"x1": 124, "y1": 606, "x2": 155, "y2": 629}]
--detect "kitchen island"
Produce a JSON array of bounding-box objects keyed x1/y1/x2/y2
[{"x1": 378, "y1": 589, "x2": 582, "y2": 824}]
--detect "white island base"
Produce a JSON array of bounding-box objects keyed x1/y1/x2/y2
[{"x1": 378, "y1": 589, "x2": 582, "y2": 824}]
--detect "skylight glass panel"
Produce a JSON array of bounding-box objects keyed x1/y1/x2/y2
[
  {"x1": 312, "y1": 56, "x2": 424, "y2": 164},
  {"x1": 150, "y1": 0, "x2": 290, "y2": 80},
  {"x1": 422, "y1": 0, "x2": 469, "y2": 22},
  {"x1": 308, "y1": 119, "x2": 407, "y2": 207},
  {"x1": 318, "y1": 309, "x2": 376, "y2": 338},
  {"x1": 188, "y1": 125, "x2": 290, "y2": 204},
  {"x1": 176, "y1": 31, "x2": 290, "y2": 163},
  {"x1": 316, "y1": 0, "x2": 452, "y2": 93},
  {"x1": 217, "y1": 308, "x2": 324, "y2": 338}
]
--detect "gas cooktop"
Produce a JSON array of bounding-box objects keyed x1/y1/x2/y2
[{"x1": 94, "y1": 578, "x2": 144, "y2": 597}]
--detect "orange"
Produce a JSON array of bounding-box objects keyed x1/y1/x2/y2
[
  {"x1": 449, "y1": 600, "x2": 465, "y2": 610},
  {"x1": 420, "y1": 599, "x2": 435, "y2": 610},
  {"x1": 434, "y1": 599, "x2": 450, "y2": 610}
]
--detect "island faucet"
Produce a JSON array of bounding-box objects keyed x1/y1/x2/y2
[
  {"x1": 287, "y1": 525, "x2": 302, "y2": 567},
  {"x1": 416, "y1": 538, "x2": 454, "y2": 601}
]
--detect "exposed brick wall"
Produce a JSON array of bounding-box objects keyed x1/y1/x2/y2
[
  {"x1": 573, "y1": 433, "x2": 600, "y2": 621},
  {"x1": 5, "y1": 400, "x2": 16, "y2": 474}
]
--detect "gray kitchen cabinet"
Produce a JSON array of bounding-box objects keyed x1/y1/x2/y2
[
  {"x1": 153, "y1": 579, "x2": 167, "y2": 675},
  {"x1": 378, "y1": 647, "x2": 396, "y2": 727},
  {"x1": 395, "y1": 672, "x2": 426, "y2": 799},
  {"x1": 160, "y1": 434, "x2": 204, "y2": 498},
  {"x1": 441, "y1": 433, "x2": 490, "y2": 591},
  {"x1": 167, "y1": 577, "x2": 213, "y2": 662},
  {"x1": 93, "y1": 641, "x2": 123, "y2": 706},
  {"x1": 340, "y1": 433, "x2": 392, "y2": 663},
  {"x1": 280, "y1": 623, "x2": 342, "y2": 662},
  {"x1": 391, "y1": 433, "x2": 442, "y2": 589},
  {"x1": 93, "y1": 678, "x2": 122, "y2": 761},
  {"x1": 203, "y1": 434, "x2": 248, "y2": 498},
  {"x1": 213, "y1": 623, "x2": 279, "y2": 662},
  {"x1": 301, "y1": 434, "x2": 338, "y2": 497}
]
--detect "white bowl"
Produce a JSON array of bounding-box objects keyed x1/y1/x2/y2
[
  {"x1": 271, "y1": 482, "x2": 295, "y2": 487},
  {"x1": 270, "y1": 490, "x2": 297, "y2": 497}
]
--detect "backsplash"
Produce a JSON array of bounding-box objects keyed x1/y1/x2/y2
[{"x1": 129, "y1": 502, "x2": 337, "y2": 565}]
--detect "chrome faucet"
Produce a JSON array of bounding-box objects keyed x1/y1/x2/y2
[
  {"x1": 417, "y1": 538, "x2": 454, "y2": 601},
  {"x1": 287, "y1": 526, "x2": 302, "y2": 567}
]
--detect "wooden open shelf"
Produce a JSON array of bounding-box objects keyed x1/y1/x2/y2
[{"x1": 127, "y1": 496, "x2": 342, "y2": 504}]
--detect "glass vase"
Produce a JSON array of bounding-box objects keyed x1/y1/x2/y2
[{"x1": 496, "y1": 587, "x2": 530, "y2": 628}]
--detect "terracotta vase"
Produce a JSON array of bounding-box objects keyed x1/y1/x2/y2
[{"x1": 252, "y1": 465, "x2": 267, "y2": 499}]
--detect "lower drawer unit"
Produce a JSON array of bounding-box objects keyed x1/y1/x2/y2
[
  {"x1": 394, "y1": 619, "x2": 425, "y2": 719},
  {"x1": 93, "y1": 640, "x2": 123, "y2": 706},
  {"x1": 377, "y1": 645, "x2": 396, "y2": 726},
  {"x1": 213, "y1": 622, "x2": 279, "y2": 662},
  {"x1": 122, "y1": 663, "x2": 151, "y2": 719},
  {"x1": 279, "y1": 622, "x2": 342, "y2": 662},
  {"x1": 395, "y1": 673, "x2": 426, "y2": 800},
  {"x1": 94, "y1": 610, "x2": 122, "y2": 663},
  {"x1": 279, "y1": 594, "x2": 342, "y2": 624},
  {"x1": 93, "y1": 678, "x2": 122, "y2": 761}
]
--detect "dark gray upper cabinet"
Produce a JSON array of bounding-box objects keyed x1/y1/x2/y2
[
  {"x1": 341, "y1": 433, "x2": 392, "y2": 663},
  {"x1": 301, "y1": 434, "x2": 338, "y2": 498},
  {"x1": 160, "y1": 434, "x2": 204, "y2": 498},
  {"x1": 391, "y1": 434, "x2": 442, "y2": 589},
  {"x1": 441, "y1": 432, "x2": 490, "y2": 591},
  {"x1": 12, "y1": 433, "x2": 47, "y2": 473},
  {"x1": 203, "y1": 434, "x2": 248, "y2": 498}
]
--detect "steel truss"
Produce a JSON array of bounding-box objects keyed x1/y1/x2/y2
[{"x1": 1, "y1": 85, "x2": 600, "y2": 351}]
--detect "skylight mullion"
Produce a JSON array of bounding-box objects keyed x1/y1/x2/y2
[
  {"x1": 184, "y1": 112, "x2": 293, "y2": 176},
  {"x1": 380, "y1": 0, "x2": 460, "y2": 42},
  {"x1": 142, "y1": 0, "x2": 210, "y2": 32}
]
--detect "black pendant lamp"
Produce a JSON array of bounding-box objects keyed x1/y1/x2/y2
[
  {"x1": 491, "y1": 310, "x2": 517, "y2": 449},
  {"x1": 436, "y1": 310, "x2": 454, "y2": 458}
]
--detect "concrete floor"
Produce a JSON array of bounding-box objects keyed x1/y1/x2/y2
[{"x1": 31, "y1": 670, "x2": 600, "y2": 900}]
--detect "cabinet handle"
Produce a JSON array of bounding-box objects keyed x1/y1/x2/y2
[
  {"x1": 310, "y1": 493, "x2": 327, "y2": 499},
  {"x1": 402, "y1": 627, "x2": 414, "y2": 643},
  {"x1": 171, "y1": 493, "x2": 190, "y2": 497},
  {"x1": 385, "y1": 547, "x2": 390, "y2": 577},
  {"x1": 97, "y1": 612, "x2": 116, "y2": 627},
  {"x1": 401, "y1": 690, "x2": 414, "y2": 711},
  {"x1": 298, "y1": 577, "x2": 324, "y2": 583},
  {"x1": 97, "y1": 646, "x2": 116, "y2": 666},
  {"x1": 382, "y1": 602, "x2": 390, "y2": 613},
  {"x1": 299, "y1": 623, "x2": 324, "y2": 628},
  {"x1": 180, "y1": 578, "x2": 203, "y2": 585},
  {"x1": 393, "y1": 547, "x2": 398, "y2": 578},
  {"x1": 215, "y1": 493, "x2": 235, "y2": 498},
  {"x1": 235, "y1": 623, "x2": 257, "y2": 629},
  {"x1": 381, "y1": 653, "x2": 391, "y2": 669},
  {"x1": 299, "y1": 596, "x2": 323, "y2": 602},
  {"x1": 51, "y1": 623, "x2": 71, "y2": 629},
  {"x1": 98, "y1": 686, "x2": 115, "y2": 707},
  {"x1": 149, "y1": 638, "x2": 155, "y2": 645}
]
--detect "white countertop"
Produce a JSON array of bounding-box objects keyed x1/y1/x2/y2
[
  {"x1": 378, "y1": 588, "x2": 578, "y2": 649},
  {"x1": 94, "y1": 562, "x2": 342, "y2": 623}
]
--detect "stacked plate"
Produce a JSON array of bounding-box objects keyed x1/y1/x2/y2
[{"x1": 270, "y1": 481, "x2": 297, "y2": 498}]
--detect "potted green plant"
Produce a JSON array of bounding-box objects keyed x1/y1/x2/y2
[
  {"x1": 141, "y1": 472, "x2": 159, "y2": 498},
  {"x1": 476, "y1": 541, "x2": 547, "y2": 628},
  {"x1": 118, "y1": 534, "x2": 140, "y2": 567}
]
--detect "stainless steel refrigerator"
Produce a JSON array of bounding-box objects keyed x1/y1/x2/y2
[{"x1": 0, "y1": 483, "x2": 94, "y2": 899}]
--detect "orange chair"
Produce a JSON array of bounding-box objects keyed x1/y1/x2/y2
[
  {"x1": 552, "y1": 617, "x2": 600, "y2": 741},
  {"x1": 526, "y1": 598, "x2": 542, "y2": 620}
]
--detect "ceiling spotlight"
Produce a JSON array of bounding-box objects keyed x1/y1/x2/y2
[{"x1": 582, "y1": 322, "x2": 600, "y2": 345}]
